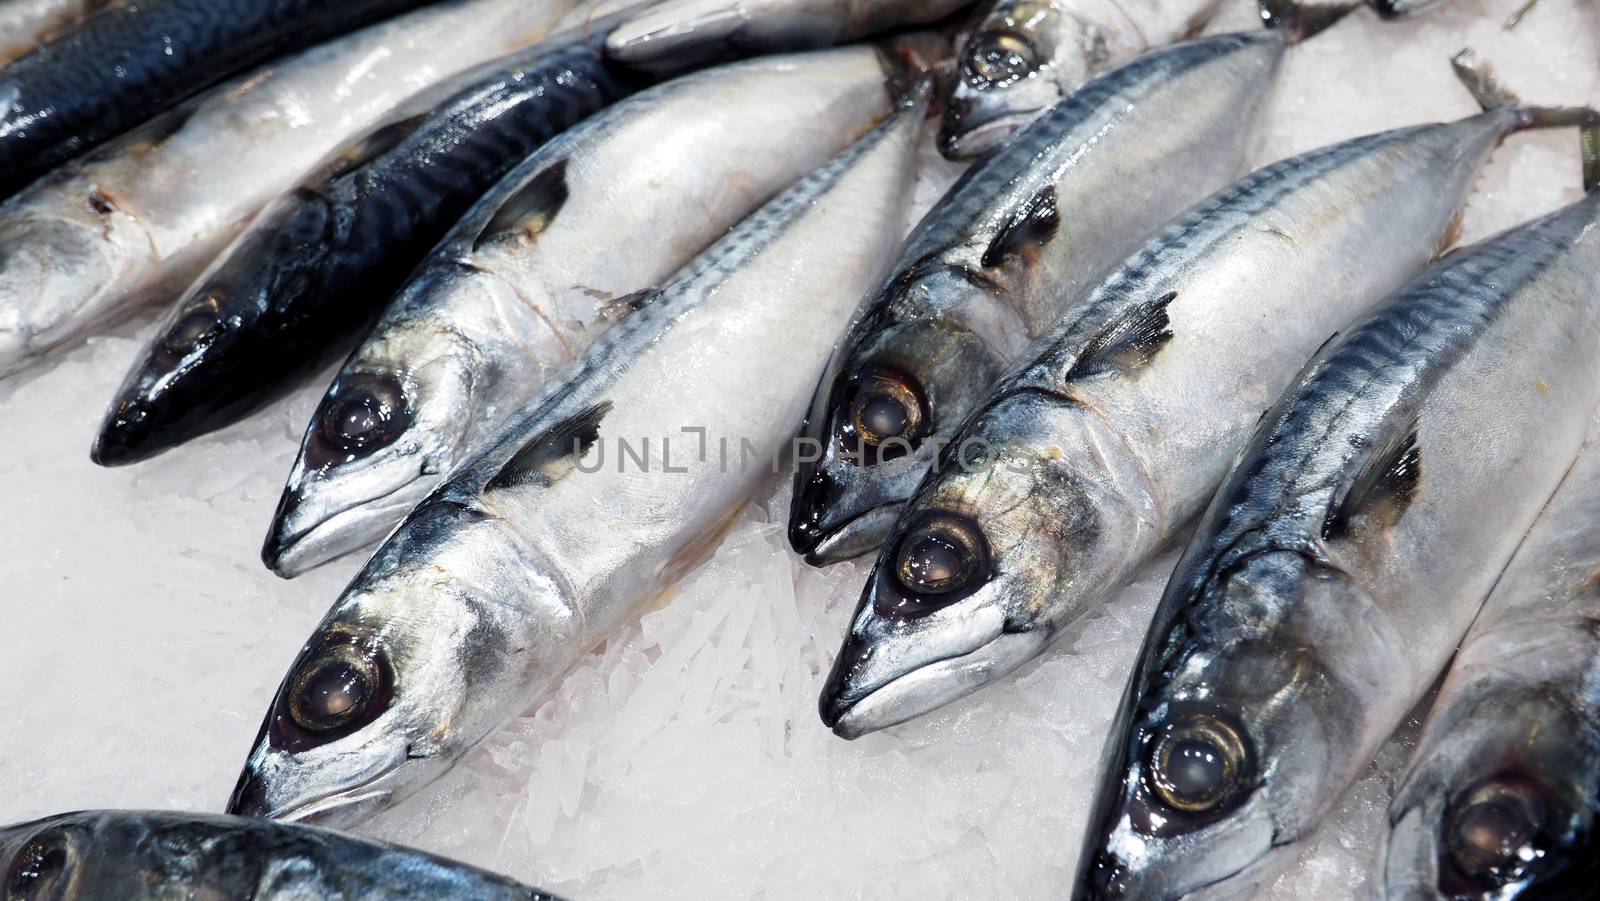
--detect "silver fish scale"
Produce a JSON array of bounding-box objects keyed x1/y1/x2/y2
[
  {"x1": 899, "y1": 31, "x2": 1279, "y2": 265},
  {"x1": 436, "y1": 111, "x2": 904, "y2": 502},
  {"x1": 1009, "y1": 119, "x2": 1489, "y2": 394},
  {"x1": 1170, "y1": 190, "x2": 1600, "y2": 624}
]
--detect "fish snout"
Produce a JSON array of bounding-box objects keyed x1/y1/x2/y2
[{"x1": 90, "y1": 394, "x2": 160, "y2": 467}]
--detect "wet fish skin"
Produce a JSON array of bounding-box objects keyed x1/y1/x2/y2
[
  {"x1": 0, "y1": 0, "x2": 578, "y2": 380},
  {"x1": 0, "y1": 0, "x2": 115, "y2": 66},
  {"x1": 227, "y1": 100, "x2": 922, "y2": 827},
  {"x1": 604, "y1": 0, "x2": 972, "y2": 68},
  {"x1": 0, "y1": 809, "x2": 560, "y2": 899},
  {"x1": 1077, "y1": 187, "x2": 1600, "y2": 899},
  {"x1": 820, "y1": 109, "x2": 1527, "y2": 740},
  {"x1": 788, "y1": 30, "x2": 1283, "y2": 567},
  {"x1": 0, "y1": 0, "x2": 442, "y2": 201},
  {"x1": 1382, "y1": 445, "x2": 1600, "y2": 897},
  {"x1": 939, "y1": 0, "x2": 1224, "y2": 159},
  {"x1": 90, "y1": 25, "x2": 643, "y2": 467},
  {"x1": 262, "y1": 46, "x2": 905, "y2": 579}
]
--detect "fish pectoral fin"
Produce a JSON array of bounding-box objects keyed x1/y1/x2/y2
[
  {"x1": 981, "y1": 185, "x2": 1060, "y2": 269},
  {"x1": 486, "y1": 401, "x2": 613, "y2": 493},
  {"x1": 1066, "y1": 290, "x2": 1177, "y2": 380},
  {"x1": 1323, "y1": 422, "x2": 1422, "y2": 539},
  {"x1": 475, "y1": 159, "x2": 571, "y2": 252},
  {"x1": 311, "y1": 111, "x2": 432, "y2": 185},
  {"x1": 598, "y1": 288, "x2": 661, "y2": 323}
]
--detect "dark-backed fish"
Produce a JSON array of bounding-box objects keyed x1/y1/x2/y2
[
  {"x1": 0, "y1": 0, "x2": 439, "y2": 200},
  {"x1": 0, "y1": 809, "x2": 560, "y2": 899},
  {"x1": 0, "y1": 0, "x2": 577, "y2": 379},
  {"x1": 91, "y1": 20, "x2": 643, "y2": 467}
]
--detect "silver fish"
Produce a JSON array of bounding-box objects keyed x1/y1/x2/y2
[
  {"x1": 226, "y1": 99, "x2": 923, "y2": 826},
  {"x1": 0, "y1": 0, "x2": 577, "y2": 379},
  {"x1": 939, "y1": 0, "x2": 1224, "y2": 159},
  {"x1": 790, "y1": 24, "x2": 1306, "y2": 567},
  {"x1": 261, "y1": 44, "x2": 911, "y2": 579},
  {"x1": 604, "y1": 0, "x2": 972, "y2": 68},
  {"x1": 0, "y1": 0, "x2": 115, "y2": 67},
  {"x1": 821, "y1": 93, "x2": 1563, "y2": 740},
  {"x1": 1381, "y1": 442, "x2": 1600, "y2": 895},
  {"x1": 1076, "y1": 181, "x2": 1600, "y2": 897},
  {"x1": 0, "y1": 809, "x2": 560, "y2": 899}
]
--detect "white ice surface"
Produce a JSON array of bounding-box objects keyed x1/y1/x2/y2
[{"x1": 0, "y1": 1, "x2": 1597, "y2": 898}]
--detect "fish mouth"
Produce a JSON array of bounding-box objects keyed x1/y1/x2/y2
[
  {"x1": 793, "y1": 501, "x2": 904, "y2": 566},
  {"x1": 228, "y1": 761, "x2": 400, "y2": 828},
  {"x1": 820, "y1": 629, "x2": 1046, "y2": 739},
  {"x1": 263, "y1": 484, "x2": 423, "y2": 578},
  {"x1": 938, "y1": 110, "x2": 1033, "y2": 160}
]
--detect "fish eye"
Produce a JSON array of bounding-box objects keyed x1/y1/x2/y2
[
  {"x1": 1145, "y1": 709, "x2": 1252, "y2": 814},
  {"x1": 1444, "y1": 777, "x2": 1555, "y2": 890},
  {"x1": 876, "y1": 514, "x2": 990, "y2": 618},
  {"x1": 839, "y1": 368, "x2": 926, "y2": 464},
  {"x1": 964, "y1": 30, "x2": 1039, "y2": 88},
  {"x1": 319, "y1": 373, "x2": 409, "y2": 455},
  {"x1": 6, "y1": 831, "x2": 72, "y2": 901},
  {"x1": 163, "y1": 295, "x2": 225, "y2": 354},
  {"x1": 282, "y1": 639, "x2": 391, "y2": 740}
]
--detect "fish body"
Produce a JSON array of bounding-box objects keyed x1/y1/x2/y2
[
  {"x1": 1382, "y1": 443, "x2": 1600, "y2": 897},
  {"x1": 0, "y1": 809, "x2": 559, "y2": 899},
  {"x1": 227, "y1": 101, "x2": 922, "y2": 826},
  {"x1": 0, "y1": 0, "x2": 577, "y2": 379},
  {"x1": 92, "y1": 23, "x2": 642, "y2": 467},
  {"x1": 262, "y1": 45, "x2": 905, "y2": 578},
  {"x1": 604, "y1": 0, "x2": 971, "y2": 68},
  {"x1": 820, "y1": 109, "x2": 1527, "y2": 739},
  {"x1": 1077, "y1": 187, "x2": 1600, "y2": 899},
  {"x1": 0, "y1": 0, "x2": 439, "y2": 200},
  {"x1": 0, "y1": 0, "x2": 115, "y2": 66},
  {"x1": 788, "y1": 30, "x2": 1282, "y2": 566},
  {"x1": 940, "y1": 0, "x2": 1224, "y2": 159}
]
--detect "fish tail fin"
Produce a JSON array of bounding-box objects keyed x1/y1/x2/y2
[
  {"x1": 1258, "y1": 0, "x2": 1359, "y2": 43},
  {"x1": 877, "y1": 34, "x2": 947, "y2": 120},
  {"x1": 1452, "y1": 49, "x2": 1600, "y2": 133}
]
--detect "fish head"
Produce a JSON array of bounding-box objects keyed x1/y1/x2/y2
[
  {"x1": 819, "y1": 392, "x2": 1130, "y2": 736},
  {"x1": 941, "y1": 1, "x2": 1097, "y2": 159},
  {"x1": 1077, "y1": 550, "x2": 1372, "y2": 898},
  {"x1": 788, "y1": 267, "x2": 1005, "y2": 565},
  {"x1": 0, "y1": 210, "x2": 131, "y2": 378},
  {"x1": 89, "y1": 226, "x2": 294, "y2": 467},
  {"x1": 234, "y1": 503, "x2": 573, "y2": 826},
  {"x1": 0, "y1": 813, "x2": 95, "y2": 899},
  {"x1": 1384, "y1": 684, "x2": 1599, "y2": 898},
  {"x1": 264, "y1": 313, "x2": 478, "y2": 577}
]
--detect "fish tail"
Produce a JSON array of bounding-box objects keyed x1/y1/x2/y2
[
  {"x1": 877, "y1": 32, "x2": 952, "y2": 110},
  {"x1": 1258, "y1": 0, "x2": 1359, "y2": 43},
  {"x1": 1452, "y1": 49, "x2": 1600, "y2": 133}
]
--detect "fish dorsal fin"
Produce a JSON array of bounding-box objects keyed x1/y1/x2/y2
[
  {"x1": 598, "y1": 287, "x2": 659, "y2": 323},
  {"x1": 486, "y1": 401, "x2": 612, "y2": 493},
  {"x1": 981, "y1": 186, "x2": 1060, "y2": 269},
  {"x1": 1066, "y1": 291, "x2": 1177, "y2": 380},
  {"x1": 312, "y1": 112, "x2": 431, "y2": 185},
  {"x1": 1323, "y1": 422, "x2": 1422, "y2": 539},
  {"x1": 475, "y1": 159, "x2": 571, "y2": 252}
]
